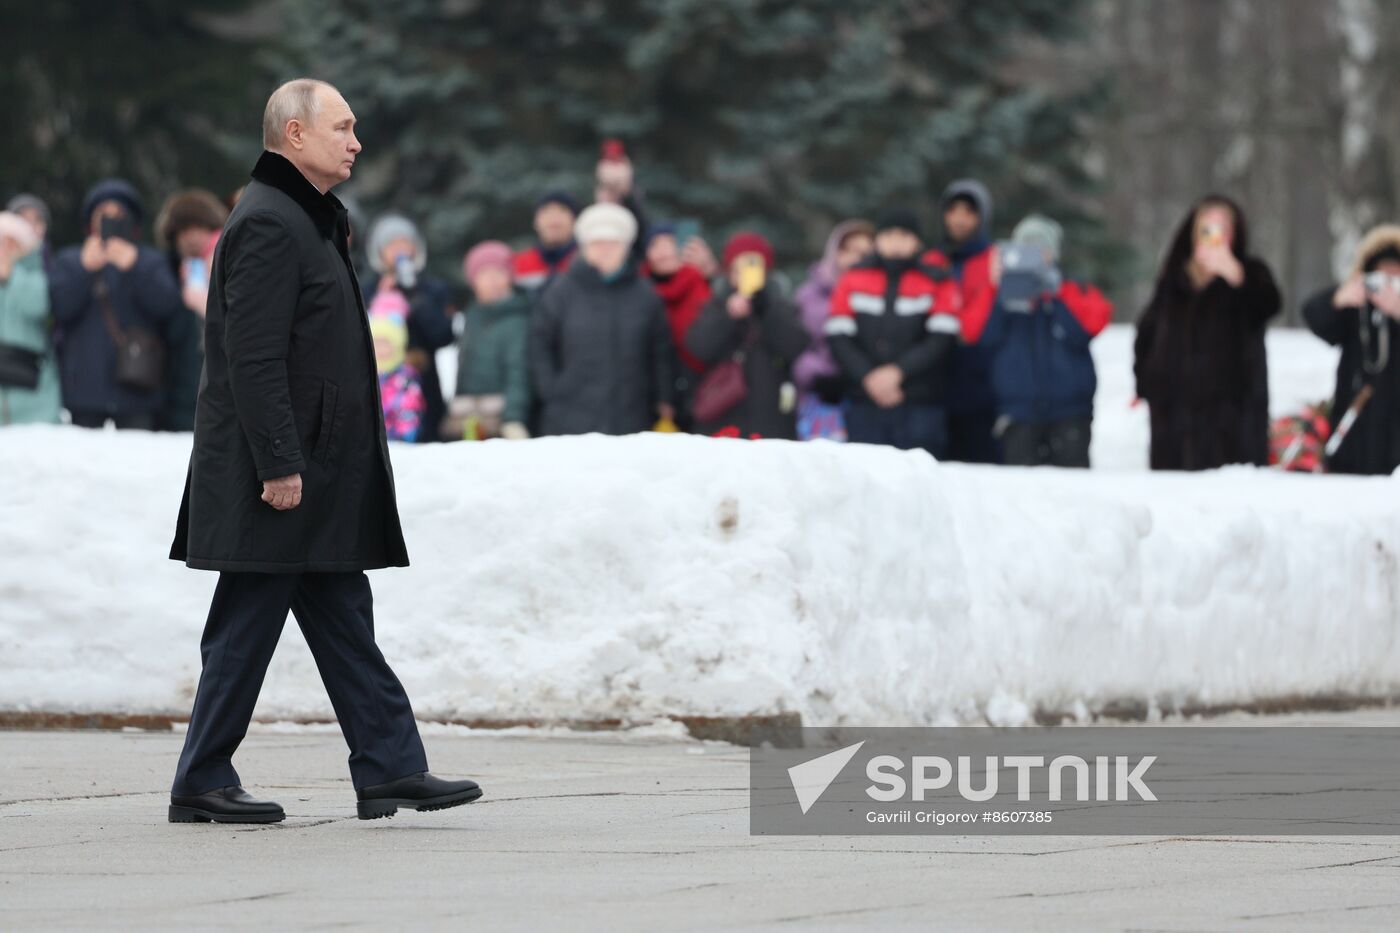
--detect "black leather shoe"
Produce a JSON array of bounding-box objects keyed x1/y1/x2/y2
[
  {"x1": 356, "y1": 771, "x2": 482, "y2": 820},
  {"x1": 169, "y1": 785, "x2": 285, "y2": 824}
]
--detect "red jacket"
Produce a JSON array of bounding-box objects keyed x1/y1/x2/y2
[
  {"x1": 824, "y1": 257, "x2": 962, "y2": 403},
  {"x1": 646, "y1": 264, "x2": 712, "y2": 374},
  {"x1": 513, "y1": 245, "x2": 574, "y2": 291},
  {"x1": 922, "y1": 247, "x2": 995, "y2": 343}
]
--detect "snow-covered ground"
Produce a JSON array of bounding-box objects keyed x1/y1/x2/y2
[{"x1": 4, "y1": 324, "x2": 1393, "y2": 729}]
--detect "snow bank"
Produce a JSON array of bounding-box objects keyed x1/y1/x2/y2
[{"x1": 3, "y1": 400, "x2": 1397, "y2": 728}]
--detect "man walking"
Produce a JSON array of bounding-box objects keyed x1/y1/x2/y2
[{"x1": 168, "y1": 78, "x2": 480, "y2": 823}]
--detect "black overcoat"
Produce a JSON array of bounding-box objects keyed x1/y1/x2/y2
[{"x1": 170, "y1": 151, "x2": 408, "y2": 572}]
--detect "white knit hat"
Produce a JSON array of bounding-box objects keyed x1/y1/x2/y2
[
  {"x1": 0, "y1": 212, "x2": 39, "y2": 254},
  {"x1": 574, "y1": 203, "x2": 637, "y2": 247}
]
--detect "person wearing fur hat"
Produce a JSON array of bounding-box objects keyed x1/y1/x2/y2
[
  {"x1": 444, "y1": 241, "x2": 531, "y2": 441},
  {"x1": 362, "y1": 213, "x2": 455, "y2": 442},
  {"x1": 0, "y1": 211, "x2": 61, "y2": 425},
  {"x1": 48, "y1": 178, "x2": 181, "y2": 430},
  {"x1": 514, "y1": 190, "x2": 579, "y2": 292},
  {"x1": 685, "y1": 232, "x2": 808, "y2": 439},
  {"x1": 825, "y1": 209, "x2": 962, "y2": 456},
  {"x1": 153, "y1": 189, "x2": 230, "y2": 432},
  {"x1": 793, "y1": 219, "x2": 874, "y2": 440},
  {"x1": 1134, "y1": 194, "x2": 1280, "y2": 470},
  {"x1": 977, "y1": 215, "x2": 1113, "y2": 467},
  {"x1": 1303, "y1": 224, "x2": 1400, "y2": 474},
  {"x1": 530, "y1": 202, "x2": 675, "y2": 435}
]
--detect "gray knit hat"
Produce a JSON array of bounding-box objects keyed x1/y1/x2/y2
[
  {"x1": 6, "y1": 193, "x2": 50, "y2": 229},
  {"x1": 366, "y1": 213, "x2": 427, "y2": 274},
  {"x1": 1012, "y1": 214, "x2": 1064, "y2": 263}
]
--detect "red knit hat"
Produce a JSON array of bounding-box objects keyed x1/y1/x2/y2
[{"x1": 722, "y1": 231, "x2": 775, "y2": 270}]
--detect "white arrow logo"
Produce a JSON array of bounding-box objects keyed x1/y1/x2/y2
[{"x1": 788, "y1": 741, "x2": 866, "y2": 814}]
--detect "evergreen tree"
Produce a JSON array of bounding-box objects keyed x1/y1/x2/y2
[
  {"x1": 0, "y1": 0, "x2": 270, "y2": 246},
  {"x1": 282, "y1": 0, "x2": 1120, "y2": 286}
]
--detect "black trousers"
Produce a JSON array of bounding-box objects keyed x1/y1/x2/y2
[
  {"x1": 945, "y1": 408, "x2": 1004, "y2": 464},
  {"x1": 171, "y1": 571, "x2": 428, "y2": 795},
  {"x1": 69, "y1": 409, "x2": 157, "y2": 430},
  {"x1": 846, "y1": 401, "x2": 949, "y2": 458},
  {"x1": 1001, "y1": 416, "x2": 1092, "y2": 468}
]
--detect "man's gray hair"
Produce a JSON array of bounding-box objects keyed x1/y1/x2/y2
[{"x1": 262, "y1": 78, "x2": 335, "y2": 151}]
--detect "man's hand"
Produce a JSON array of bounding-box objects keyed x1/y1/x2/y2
[
  {"x1": 80, "y1": 235, "x2": 106, "y2": 273},
  {"x1": 105, "y1": 237, "x2": 139, "y2": 272},
  {"x1": 261, "y1": 473, "x2": 302, "y2": 510},
  {"x1": 863, "y1": 364, "x2": 905, "y2": 409},
  {"x1": 1334, "y1": 274, "x2": 1367, "y2": 310},
  {"x1": 726, "y1": 292, "x2": 752, "y2": 320}
]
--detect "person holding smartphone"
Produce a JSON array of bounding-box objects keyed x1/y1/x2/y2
[
  {"x1": 48, "y1": 178, "x2": 181, "y2": 430},
  {"x1": 1133, "y1": 195, "x2": 1280, "y2": 470},
  {"x1": 685, "y1": 232, "x2": 808, "y2": 439},
  {"x1": 1302, "y1": 224, "x2": 1400, "y2": 475},
  {"x1": 154, "y1": 189, "x2": 229, "y2": 432},
  {"x1": 977, "y1": 215, "x2": 1114, "y2": 468}
]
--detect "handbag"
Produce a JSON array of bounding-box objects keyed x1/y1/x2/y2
[
  {"x1": 440, "y1": 393, "x2": 507, "y2": 441},
  {"x1": 96, "y1": 277, "x2": 165, "y2": 393},
  {"x1": 0, "y1": 343, "x2": 42, "y2": 390},
  {"x1": 691, "y1": 320, "x2": 758, "y2": 424}
]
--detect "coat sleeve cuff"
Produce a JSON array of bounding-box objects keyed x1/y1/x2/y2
[{"x1": 257, "y1": 458, "x2": 306, "y2": 481}]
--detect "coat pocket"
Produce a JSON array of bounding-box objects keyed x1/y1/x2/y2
[{"x1": 311, "y1": 379, "x2": 340, "y2": 464}]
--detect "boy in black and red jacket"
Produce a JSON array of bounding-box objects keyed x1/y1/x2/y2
[{"x1": 824, "y1": 209, "x2": 962, "y2": 456}]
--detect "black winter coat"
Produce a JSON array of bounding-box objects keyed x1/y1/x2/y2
[
  {"x1": 1303, "y1": 285, "x2": 1400, "y2": 475},
  {"x1": 685, "y1": 283, "x2": 808, "y2": 438},
  {"x1": 1134, "y1": 197, "x2": 1280, "y2": 470},
  {"x1": 529, "y1": 260, "x2": 674, "y2": 436},
  {"x1": 170, "y1": 151, "x2": 408, "y2": 572}
]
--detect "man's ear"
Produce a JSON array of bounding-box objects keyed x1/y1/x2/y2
[{"x1": 285, "y1": 118, "x2": 305, "y2": 151}]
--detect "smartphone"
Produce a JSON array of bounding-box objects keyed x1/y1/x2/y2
[
  {"x1": 735, "y1": 253, "x2": 766, "y2": 297},
  {"x1": 100, "y1": 215, "x2": 136, "y2": 243},
  {"x1": 185, "y1": 257, "x2": 208, "y2": 290},
  {"x1": 673, "y1": 218, "x2": 701, "y2": 249}
]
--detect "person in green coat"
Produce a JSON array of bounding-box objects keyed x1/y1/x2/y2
[
  {"x1": 0, "y1": 212, "x2": 60, "y2": 425},
  {"x1": 443, "y1": 240, "x2": 531, "y2": 440}
]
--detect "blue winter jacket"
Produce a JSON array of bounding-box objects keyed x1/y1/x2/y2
[{"x1": 979, "y1": 282, "x2": 1111, "y2": 424}]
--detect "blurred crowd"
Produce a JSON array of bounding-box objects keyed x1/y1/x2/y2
[{"x1": 2, "y1": 143, "x2": 1399, "y2": 475}]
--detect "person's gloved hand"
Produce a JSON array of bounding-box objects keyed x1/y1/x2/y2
[{"x1": 501, "y1": 422, "x2": 530, "y2": 441}]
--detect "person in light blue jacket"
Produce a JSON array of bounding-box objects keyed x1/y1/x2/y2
[{"x1": 0, "y1": 211, "x2": 60, "y2": 425}]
